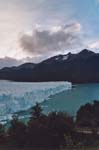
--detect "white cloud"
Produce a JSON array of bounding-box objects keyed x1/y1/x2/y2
[
  {"x1": 87, "y1": 40, "x2": 99, "y2": 49},
  {"x1": 51, "y1": 26, "x2": 62, "y2": 33}
]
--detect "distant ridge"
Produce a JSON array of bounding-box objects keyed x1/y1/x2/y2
[{"x1": 0, "y1": 49, "x2": 99, "y2": 84}]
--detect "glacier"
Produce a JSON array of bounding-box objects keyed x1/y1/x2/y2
[{"x1": 0, "y1": 81, "x2": 71, "y2": 121}]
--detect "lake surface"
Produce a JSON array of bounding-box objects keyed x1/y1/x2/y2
[
  {"x1": 42, "y1": 83, "x2": 99, "y2": 115},
  {"x1": 0, "y1": 81, "x2": 99, "y2": 121}
]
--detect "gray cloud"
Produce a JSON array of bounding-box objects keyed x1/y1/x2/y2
[
  {"x1": 0, "y1": 57, "x2": 23, "y2": 69},
  {"x1": 19, "y1": 22, "x2": 84, "y2": 56}
]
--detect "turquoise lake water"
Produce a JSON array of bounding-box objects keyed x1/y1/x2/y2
[{"x1": 41, "y1": 83, "x2": 99, "y2": 115}]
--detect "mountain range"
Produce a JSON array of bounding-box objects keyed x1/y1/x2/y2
[{"x1": 0, "y1": 49, "x2": 99, "y2": 84}]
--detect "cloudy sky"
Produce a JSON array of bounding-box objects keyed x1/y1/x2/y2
[{"x1": 0, "y1": 0, "x2": 99, "y2": 68}]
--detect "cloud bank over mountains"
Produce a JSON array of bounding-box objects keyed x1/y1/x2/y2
[
  {"x1": 0, "y1": 57, "x2": 22, "y2": 69},
  {"x1": 0, "y1": 0, "x2": 99, "y2": 67}
]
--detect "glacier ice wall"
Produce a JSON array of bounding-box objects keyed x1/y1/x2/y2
[{"x1": 0, "y1": 81, "x2": 71, "y2": 121}]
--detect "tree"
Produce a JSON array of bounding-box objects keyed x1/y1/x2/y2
[
  {"x1": 8, "y1": 115, "x2": 27, "y2": 147},
  {"x1": 76, "y1": 101, "x2": 99, "y2": 127},
  {"x1": 48, "y1": 111, "x2": 74, "y2": 147},
  {"x1": 31, "y1": 103, "x2": 43, "y2": 119},
  {"x1": 0, "y1": 124, "x2": 5, "y2": 143}
]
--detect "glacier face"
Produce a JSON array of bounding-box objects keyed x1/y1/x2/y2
[{"x1": 0, "y1": 81, "x2": 71, "y2": 121}]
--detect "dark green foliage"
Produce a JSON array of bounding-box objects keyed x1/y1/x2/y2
[
  {"x1": 6, "y1": 101, "x2": 99, "y2": 148},
  {"x1": 27, "y1": 107, "x2": 74, "y2": 148},
  {"x1": 76, "y1": 100, "x2": 99, "y2": 127},
  {"x1": 30, "y1": 102, "x2": 43, "y2": 119},
  {"x1": 8, "y1": 115, "x2": 27, "y2": 147},
  {"x1": 2, "y1": 101, "x2": 99, "y2": 148},
  {"x1": 0, "y1": 124, "x2": 5, "y2": 143},
  {"x1": 6, "y1": 104, "x2": 75, "y2": 148},
  {"x1": 48, "y1": 111, "x2": 74, "y2": 135}
]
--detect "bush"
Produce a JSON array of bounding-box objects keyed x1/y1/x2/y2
[
  {"x1": 8, "y1": 115, "x2": 27, "y2": 147},
  {"x1": 76, "y1": 100, "x2": 99, "y2": 127}
]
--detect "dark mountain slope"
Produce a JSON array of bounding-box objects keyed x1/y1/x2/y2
[{"x1": 0, "y1": 49, "x2": 99, "y2": 83}]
